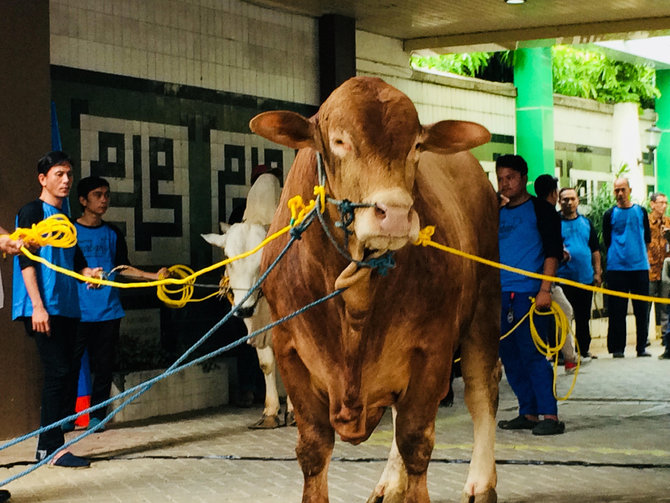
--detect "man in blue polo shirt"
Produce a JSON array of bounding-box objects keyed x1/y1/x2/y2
[
  {"x1": 73, "y1": 176, "x2": 167, "y2": 431},
  {"x1": 603, "y1": 177, "x2": 651, "y2": 358},
  {"x1": 558, "y1": 187, "x2": 602, "y2": 360},
  {"x1": 13, "y1": 151, "x2": 100, "y2": 468},
  {"x1": 496, "y1": 155, "x2": 565, "y2": 436}
]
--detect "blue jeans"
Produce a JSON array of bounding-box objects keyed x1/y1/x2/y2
[{"x1": 499, "y1": 292, "x2": 557, "y2": 416}]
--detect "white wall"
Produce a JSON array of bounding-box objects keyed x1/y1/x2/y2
[{"x1": 50, "y1": 0, "x2": 320, "y2": 105}]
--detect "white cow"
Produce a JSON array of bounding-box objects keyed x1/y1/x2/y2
[{"x1": 202, "y1": 173, "x2": 293, "y2": 428}]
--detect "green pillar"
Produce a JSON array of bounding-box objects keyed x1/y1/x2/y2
[
  {"x1": 514, "y1": 46, "x2": 555, "y2": 189},
  {"x1": 656, "y1": 70, "x2": 670, "y2": 194}
]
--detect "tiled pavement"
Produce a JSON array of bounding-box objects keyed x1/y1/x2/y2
[{"x1": 1, "y1": 338, "x2": 668, "y2": 502}]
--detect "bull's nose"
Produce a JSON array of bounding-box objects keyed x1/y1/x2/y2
[{"x1": 374, "y1": 202, "x2": 412, "y2": 236}]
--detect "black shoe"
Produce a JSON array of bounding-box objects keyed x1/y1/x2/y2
[
  {"x1": 49, "y1": 452, "x2": 90, "y2": 468},
  {"x1": 532, "y1": 419, "x2": 565, "y2": 436},
  {"x1": 0, "y1": 489, "x2": 10, "y2": 502},
  {"x1": 658, "y1": 352, "x2": 670, "y2": 360},
  {"x1": 498, "y1": 415, "x2": 538, "y2": 430},
  {"x1": 612, "y1": 352, "x2": 625, "y2": 358},
  {"x1": 637, "y1": 351, "x2": 652, "y2": 357}
]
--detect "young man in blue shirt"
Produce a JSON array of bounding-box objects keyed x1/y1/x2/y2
[
  {"x1": 496, "y1": 155, "x2": 565, "y2": 435},
  {"x1": 558, "y1": 187, "x2": 602, "y2": 360},
  {"x1": 74, "y1": 176, "x2": 167, "y2": 430},
  {"x1": 602, "y1": 178, "x2": 651, "y2": 358},
  {"x1": 12, "y1": 151, "x2": 100, "y2": 468}
]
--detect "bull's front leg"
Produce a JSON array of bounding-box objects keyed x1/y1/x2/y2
[
  {"x1": 458, "y1": 289, "x2": 500, "y2": 503},
  {"x1": 279, "y1": 347, "x2": 334, "y2": 503},
  {"x1": 367, "y1": 406, "x2": 408, "y2": 503},
  {"x1": 394, "y1": 403, "x2": 436, "y2": 503}
]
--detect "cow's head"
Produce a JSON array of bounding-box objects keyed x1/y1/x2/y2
[
  {"x1": 202, "y1": 222, "x2": 266, "y2": 318},
  {"x1": 250, "y1": 76, "x2": 490, "y2": 258}
]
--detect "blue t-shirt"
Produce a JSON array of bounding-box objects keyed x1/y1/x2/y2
[
  {"x1": 604, "y1": 205, "x2": 650, "y2": 271},
  {"x1": 558, "y1": 214, "x2": 598, "y2": 284},
  {"x1": 499, "y1": 199, "x2": 544, "y2": 292},
  {"x1": 12, "y1": 200, "x2": 84, "y2": 319},
  {"x1": 75, "y1": 221, "x2": 128, "y2": 322}
]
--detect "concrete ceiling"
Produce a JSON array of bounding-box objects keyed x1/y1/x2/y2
[{"x1": 245, "y1": 0, "x2": 670, "y2": 56}]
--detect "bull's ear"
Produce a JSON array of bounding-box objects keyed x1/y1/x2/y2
[
  {"x1": 250, "y1": 111, "x2": 316, "y2": 149},
  {"x1": 201, "y1": 233, "x2": 227, "y2": 249},
  {"x1": 421, "y1": 120, "x2": 491, "y2": 154}
]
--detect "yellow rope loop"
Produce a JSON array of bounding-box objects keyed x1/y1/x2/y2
[
  {"x1": 288, "y1": 195, "x2": 305, "y2": 226},
  {"x1": 313, "y1": 185, "x2": 326, "y2": 213},
  {"x1": 413, "y1": 225, "x2": 436, "y2": 246},
  {"x1": 11, "y1": 214, "x2": 77, "y2": 249},
  {"x1": 218, "y1": 275, "x2": 235, "y2": 305},
  {"x1": 156, "y1": 265, "x2": 195, "y2": 308}
]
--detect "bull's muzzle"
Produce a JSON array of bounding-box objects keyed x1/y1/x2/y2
[{"x1": 354, "y1": 189, "x2": 420, "y2": 251}]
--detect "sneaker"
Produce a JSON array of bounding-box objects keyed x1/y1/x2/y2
[
  {"x1": 532, "y1": 419, "x2": 565, "y2": 436},
  {"x1": 580, "y1": 355, "x2": 592, "y2": 365},
  {"x1": 637, "y1": 351, "x2": 652, "y2": 357},
  {"x1": 87, "y1": 417, "x2": 105, "y2": 431},
  {"x1": 564, "y1": 361, "x2": 577, "y2": 374},
  {"x1": 658, "y1": 352, "x2": 670, "y2": 360},
  {"x1": 498, "y1": 415, "x2": 538, "y2": 430},
  {"x1": 61, "y1": 420, "x2": 75, "y2": 433},
  {"x1": 612, "y1": 352, "x2": 625, "y2": 358},
  {"x1": 0, "y1": 489, "x2": 10, "y2": 503}
]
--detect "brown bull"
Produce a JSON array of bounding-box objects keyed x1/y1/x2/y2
[{"x1": 252, "y1": 76, "x2": 500, "y2": 503}]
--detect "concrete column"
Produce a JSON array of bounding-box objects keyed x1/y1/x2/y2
[
  {"x1": 514, "y1": 46, "x2": 555, "y2": 186},
  {"x1": 318, "y1": 14, "x2": 356, "y2": 103},
  {"x1": 0, "y1": 0, "x2": 51, "y2": 439},
  {"x1": 612, "y1": 102, "x2": 645, "y2": 202},
  {"x1": 656, "y1": 70, "x2": 670, "y2": 194}
]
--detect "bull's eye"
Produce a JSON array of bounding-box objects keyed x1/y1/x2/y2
[
  {"x1": 330, "y1": 137, "x2": 351, "y2": 157},
  {"x1": 415, "y1": 142, "x2": 423, "y2": 151}
]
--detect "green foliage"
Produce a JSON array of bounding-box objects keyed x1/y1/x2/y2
[
  {"x1": 410, "y1": 52, "x2": 492, "y2": 77},
  {"x1": 552, "y1": 46, "x2": 660, "y2": 107},
  {"x1": 411, "y1": 46, "x2": 660, "y2": 107}
]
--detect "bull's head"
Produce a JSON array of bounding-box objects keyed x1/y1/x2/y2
[
  {"x1": 250, "y1": 76, "x2": 490, "y2": 259},
  {"x1": 202, "y1": 222, "x2": 266, "y2": 319}
]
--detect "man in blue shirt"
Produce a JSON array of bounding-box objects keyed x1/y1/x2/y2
[
  {"x1": 74, "y1": 176, "x2": 167, "y2": 431},
  {"x1": 496, "y1": 155, "x2": 565, "y2": 435},
  {"x1": 558, "y1": 187, "x2": 602, "y2": 360},
  {"x1": 602, "y1": 178, "x2": 651, "y2": 358},
  {"x1": 12, "y1": 151, "x2": 100, "y2": 468}
]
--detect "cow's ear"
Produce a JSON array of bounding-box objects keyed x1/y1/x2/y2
[
  {"x1": 421, "y1": 120, "x2": 491, "y2": 154},
  {"x1": 250, "y1": 111, "x2": 316, "y2": 149},
  {"x1": 201, "y1": 232, "x2": 227, "y2": 249}
]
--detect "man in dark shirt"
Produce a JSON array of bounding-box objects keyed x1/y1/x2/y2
[{"x1": 496, "y1": 155, "x2": 565, "y2": 436}]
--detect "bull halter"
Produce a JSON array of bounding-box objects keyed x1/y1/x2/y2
[{"x1": 314, "y1": 151, "x2": 396, "y2": 276}]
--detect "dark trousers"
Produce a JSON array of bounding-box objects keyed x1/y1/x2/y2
[
  {"x1": 648, "y1": 279, "x2": 669, "y2": 330},
  {"x1": 606, "y1": 270, "x2": 649, "y2": 354},
  {"x1": 24, "y1": 316, "x2": 84, "y2": 459},
  {"x1": 79, "y1": 319, "x2": 121, "y2": 421},
  {"x1": 562, "y1": 284, "x2": 594, "y2": 357}
]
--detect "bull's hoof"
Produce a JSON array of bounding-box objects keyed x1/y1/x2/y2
[
  {"x1": 284, "y1": 410, "x2": 296, "y2": 427},
  {"x1": 248, "y1": 414, "x2": 282, "y2": 429},
  {"x1": 365, "y1": 490, "x2": 404, "y2": 503},
  {"x1": 460, "y1": 488, "x2": 497, "y2": 503}
]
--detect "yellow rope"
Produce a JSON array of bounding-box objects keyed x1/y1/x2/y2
[
  {"x1": 7, "y1": 190, "x2": 322, "y2": 307},
  {"x1": 414, "y1": 225, "x2": 670, "y2": 304}
]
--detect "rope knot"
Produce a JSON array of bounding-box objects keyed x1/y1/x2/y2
[
  {"x1": 414, "y1": 225, "x2": 436, "y2": 247},
  {"x1": 365, "y1": 252, "x2": 396, "y2": 276}
]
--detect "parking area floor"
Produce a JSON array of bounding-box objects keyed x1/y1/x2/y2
[{"x1": 1, "y1": 338, "x2": 668, "y2": 502}]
